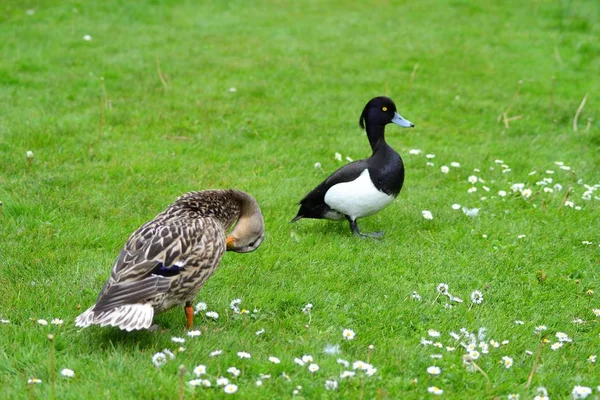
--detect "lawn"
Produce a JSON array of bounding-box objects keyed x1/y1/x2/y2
[{"x1": 1, "y1": 0, "x2": 599, "y2": 398}]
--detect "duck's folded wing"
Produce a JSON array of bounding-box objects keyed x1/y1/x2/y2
[
  {"x1": 93, "y1": 220, "x2": 216, "y2": 311},
  {"x1": 300, "y1": 160, "x2": 369, "y2": 203}
]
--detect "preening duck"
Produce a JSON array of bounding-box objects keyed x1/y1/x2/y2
[
  {"x1": 292, "y1": 96, "x2": 414, "y2": 237},
  {"x1": 75, "y1": 189, "x2": 264, "y2": 331}
]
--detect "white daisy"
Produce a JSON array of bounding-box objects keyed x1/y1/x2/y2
[
  {"x1": 216, "y1": 377, "x2": 229, "y2": 386},
  {"x1": 37, "y1": 319, "x2": 48, "y2": 326},
  {"x1": 501, "y1": 356, "x2": 513, "y2": 368},
  {"x1": 301, "y1": 355, "x2": 313, "y2": 363},
  {"x1": 470, "y1": 290, "x2": 484, "y2": 304},
  {"x1": 571, "y1": 386, "x2": 592, "y2": 399},
  {"x1": 514, "y1": 320, "x2": 525, "y2": 325},
  {"x1": 440, "y1": 165, "x2": 449, "y2": 173},
  {"x1": 340, "y1": 370, "x2": 355, "y2": 379},
  {"x1": 587, "y1": 355, "x2": 596, "y2": 363},
  {"x1": 507, "y1": 394, "x2": 520, "y2": 400},
  {"x1": 555, "y1": 332, "x2": 572, "y2": 343},
  {"x1": 205, "y1": 311, "x2": 219, "y2": 319},
  {"x1": 409, "y1": 149, "x2": 422, "y2": 155},
  {"x1": 452, "y1": 203, "x2": 461, "y2": 210},
  {"x1": 426, "y1": 366, "x2": 441, "y2": 375},
  {"x1": 436, "y1": 283, "x2": 449, "y2": 294},
  {"x1": 193, "y1": 365, "x2": 207, "y2": 376},
  {"x1": 468, "y1": 187, "x2": 477, "y2": 193},
  {"x1": 334, "y1": 152, "x2": 342, "y2": 161},
  {"x1": 194, "y1": 302, "x2": 207, "y2": 314},
  {"x1": 342, "y1": 329, "x2": 356, "y2": 340},
  {"x1": 294, "y1": 358, "x2": 305, "y2": 366},
  {"x1": 255, "y1": 328, "x2": 265, "y2": 336},
  {"x1": 451, "y1": 162, "x2": 460, "y2": 167},
  {"x1": 308, "y1": 363, "x2": 319, "y2": 373},
  {"x1": 498, "y1": 190, "x2": 507, "y2": 197},
  {"x1": 325, "y1": 379, "x2": 338, "y2": 390},
  {"x1": 188, "y1": 379, "x2": 203, "y2": 386},
  {"x1": 592, "y1": 309, "x2": 600, "y2": 317},
  {"x1": 60, "y1": 368, "x2": 75, "y2": 378},
  {"x1": 268, "y1": 356, "x2": 280, "y2": 364},
  {"x1": 426, "y1": 154, "x2": 436, "y2": 159},
  {"x1": 187, "y1": 330, "x2": 202, "y2": 337},
  {"x1": 237, "y1": 351, "x2": 251, "y2": 359},
  {"x1": 468, "y1": 175, "x2": 478, "y2": 184},
  {"x1": 314, "y1": 162, "x2": 321, "y2": 169},
  {"x1": 534, "y1": 325, "x2": 547, "y2": 334},
  {"x1": 255, "y1": 380, "x2": 263, "y2": 386},
  {"x1": 428, "y1": 386, "x2": 444, "y2": 395},
  {"x1": 152, "y1": 352, "x2": 167, "y2": 368},
  {"x1": 227, "y1": 367, "x2": 240, "y2": 377},
  {"x1": 51, "y1": 318, "x2": 63, "y2": 325},
  {"x1": 550, "y1": 342, "x2": 563, "y2": 350},
  {"x1": 337, "y1": 358, "x2": 350, "y2": 367},
  {"x1": 422, "y1": 210, "x2": 433, "y2": 220},
  {"x1": 27, "y1": 378, "x2": 42, "y2": 384},
  {"x1": 301, "y1": 303, "x2": 313, "y2": 313},
  {"x1": 83, "y1": 34, "x2": 92, "y2": 41},
  {"x1": 223, "y1": 383, "x2": 238, "y2": 394},
  {"x1": 428, "y1": 329, "x2": 441, "y2": 338},
  {"x1": 210, "y1": 350, "x2": 223, "y2": 357},
  {"x1": 171, "y1": 337, "x2": 185, "y2": 344},
  {"x1": 411, "y1": 291, "x2": 422, "y2": 301}
]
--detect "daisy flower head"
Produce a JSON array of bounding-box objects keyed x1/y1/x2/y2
[
  {"x1": 587, "y1": 355, "x2": 596, "y2": 363},
  {"x1": 171, "y1": 336, "x2": 185, "y2": 344},
  {"x1": 83, "y1": 34, "x2": 92, "y2": 41},
  {"x1": 337, "y1": 358, "x2": 349, "y2": 367},
  {"x1": 255, "y1": 328, "x2": 265, "y2": 336},
  {"x1": 571, "y1": 385, "x2": 592, "y2": 399},
  {"x1": 162, "y1": 349, "x2": 175, "y2": 359},
  {"x1": 237, "y1": 351, "x2": 251, "y2": 359},
  {"x1": 411, "y1": 291, "x2": 422, "y2": 301},
  {"x1": 426, "y1": 154, "x2": 436, "y2": 159},
  {"x1": 498, "y1": 190, "x2": 507, "y2": 197},
  {"x1": 230, "y1": 298, "x2": 242, "y2": 313},
  {"x1": 340, "y1": 370, "x2": 356, "y2": 379},
  {"x1": 550, "y1": 342, "x2": 563, "y2": 350},
  {"x1": 501, "y1": 356, "x2": 513, "y2": 368},
  {"x1": 60, "y1": 368, "x2": 75, "y2": 378},
  {"x1": 342, "y1": 328, "x2": 356, "y2": 340},
  {"x1": 422, "y1": 210, "x2": 433, "y2": 220},
  {"x1": 223, "y1": 383, "x2": 238, "y2": 394},
  {"x1": 556, "y1": 332, "x2": 572, "y2": 343},
  {"x1": 468, "y1": 175, "x2": 478, "y2": 184},
  {"x1": 188, "y1": 379, "x2": 203, "y2": 387},
  {"x1": 592, "y1": 309, "x2": 600, "y2": 317},
  {"x1": 301, "y1": 303, "x2": 313, "y2": 314},
  {"x1": 152, "y1": 352, "x2": 167, "y2": 368},
  {"x1": 51, "y1": 318, "x2": 63, "y2": 325},
  {"x1": 471, "y1": 290, "x2": 484, "y2": 305},
  {"x1": 210, "y1": 349, "x2": 223, "y2": 357},
  {"x1": 301, "y1": 355, "x2": 313, "y2": 363},
  {"x1": 194, "y1": 302, "x2": 207, "y2": 314},
  {"x1": 268, "y1": 356, "x2": 280, "y2": 364},
  {"x1": 227, "y1": 367, "x2": 240, "y2": 377},
  {"x1": 452, "y1": 203, "x2": 461, "y2": 210},
  {"x1": 255, "y1": 380, "x2": 263, "y2": 386},
  {"x1": 534, "y1": 325, "x2": 547, "y2": 334},
  {"x1": 428, "y1": 386, "x2": 444, "y2": 395},
  {"x1": 451, "y1": 162, "x2": 461, "y2": 167},
  {"x1": 193, "y1": 365, "x2": 207, "y2": 376},
  {"x1": 440, "y1": 165, "x2": 449, "y2": 174},
  {"x1": 308, "y1": 363, "x2": 319, "y2": 373},
  {"x1": 325, "y1": 379, "x2": 338, "y2": 390},
  {"x1": 294, "y1": 358, "x2": 305, "y2": 366},
  {"x1": 507, "y1": 395, "x2": 520, "y2": 400},
  {"x1": 426, "y1": 366, "x2": 441, "y2": 376},
  {"x1": 37, "y1": 319, "x2": 48, "y2": 326},
  {"x1": 28, "y1": 378, "x2": 42, "y2": 384},
  {"x1": 436, "y1": 283, "x2": 449, "y2": 294},
  {"x1": 205, "y1": 311, "x2": 219, "y2": 319},
  {"x1": 428, "y1": 329, "x2": 441, "y2": 338},
  {"x1": 409, "y1": 149, "x2": 422, "y2": 155},
  {"x1": 334, "y1": 152, "x2": 342, "y2": 161},
  {"x1": 216, "y1": 377, "x2": 229, "y2": 386},
  {"x1": 187, "y1": 330, "x2": 202, "y2": 337},
  {"x1": 314, "y1": 162, "x2": 322, "y2": 169},
  {"x1": 533, "y1": 387, "x2": 549, "y2": 400}
]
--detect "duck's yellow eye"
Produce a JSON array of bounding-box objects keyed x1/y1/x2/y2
[{"x1": 382, "y1": 107, "x2": 388, "y2": 111}]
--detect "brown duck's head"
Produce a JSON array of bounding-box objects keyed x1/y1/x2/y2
[{"x1": 226, "y1": 192, "x2": 265, "y2": 253}]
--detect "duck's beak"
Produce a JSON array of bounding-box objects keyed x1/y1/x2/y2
[
  {"x1": 226, "y1": 235, "x2": 236, "y2": 250},
  {"x1": 391, "y1": 112, "x2": 415, "y2": 128}
]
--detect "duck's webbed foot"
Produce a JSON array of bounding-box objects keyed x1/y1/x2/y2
[{"x1": 346, "y1": 216, "x2": 384, "y2": 239}]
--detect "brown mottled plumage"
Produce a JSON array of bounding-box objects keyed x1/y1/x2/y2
[{"x1": 75, "y1": 189, "x2": 264, "y2": 331}]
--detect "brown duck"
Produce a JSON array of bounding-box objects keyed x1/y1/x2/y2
[{"x1": 75, "y1": 189, "x2": 264, "y2": 331}]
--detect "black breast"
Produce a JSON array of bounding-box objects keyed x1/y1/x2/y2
[{"x1": 367, "y1": 145, "x2": 405, "y2": 196}]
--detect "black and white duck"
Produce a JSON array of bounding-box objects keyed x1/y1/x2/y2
[
  {"x1": 292, "y1": 96, "x2": 414, "y2": 237},
  {"x1": 75, "y1": 189, "x2": 264, "y2": 331}
]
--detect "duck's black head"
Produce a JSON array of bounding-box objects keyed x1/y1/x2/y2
[{"x1": 359, "y1": 96, "x2": 414, "y2": 130}]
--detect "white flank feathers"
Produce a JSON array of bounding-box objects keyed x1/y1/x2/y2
[
  {"x1": 324, "y1": 169, "x2": 394, "y2": 220},
  {"x1": 75, "y1": 303, "x2": 154, "y2": 332}
]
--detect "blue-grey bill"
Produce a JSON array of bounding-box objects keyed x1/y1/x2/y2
[{"x1": 391, "y1": 112, "x2": 414, "y2": 128}]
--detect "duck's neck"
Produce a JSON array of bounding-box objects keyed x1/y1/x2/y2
[{"x1": 366, "y1": 124, "x2": 387, "y2": 154}]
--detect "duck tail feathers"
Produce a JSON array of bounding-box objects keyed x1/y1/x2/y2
[{"x1": 75, "y1": 303, "x2": 154, "y2": 332}]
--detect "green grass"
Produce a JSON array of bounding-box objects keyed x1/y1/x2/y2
[{"x1": 1, "y1": 0, "x2": 599, "y2": 398}]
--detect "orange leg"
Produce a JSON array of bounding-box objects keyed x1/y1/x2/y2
[{"x1": 184, "y1": 303, "x2": 193, "y2": 329}]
